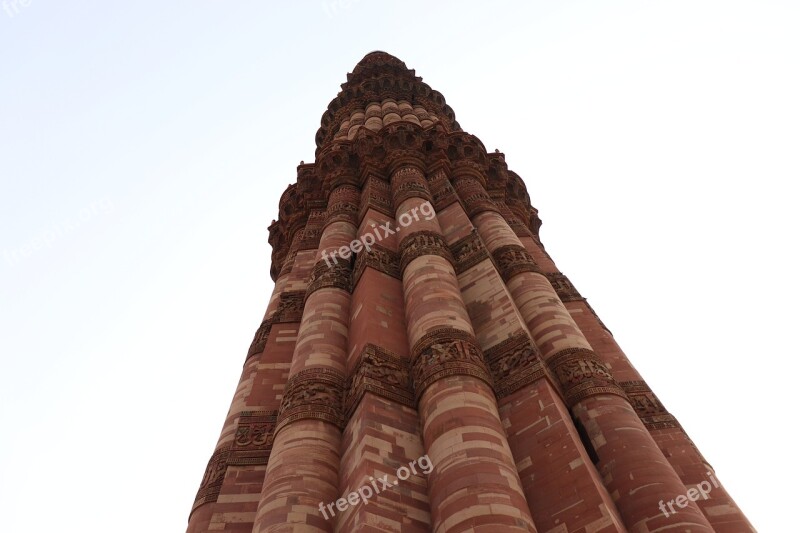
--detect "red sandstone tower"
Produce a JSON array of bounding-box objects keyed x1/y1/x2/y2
[{"x1": 187, "y1": 52, "x2": 753, "y2": 533}]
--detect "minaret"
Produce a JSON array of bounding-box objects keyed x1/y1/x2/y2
[{"x1": 187, "y1": 51, "x2": 754, "y2": 533}]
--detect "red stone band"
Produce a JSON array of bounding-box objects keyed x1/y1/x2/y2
[
  {"x1": 449, "y1": 229, "x2": 492, "y2": 275},
  {"x1": 190, "y1": 445, "x2": 231, "y2": 514},
  {"x1": 275, "y1": 368, "x2": 346, "y2": 433},
  {"x1": 305, "y1": 260, "x2": 352, "y2": 299},
  {"x1": 352, "y1": 244, "x2": 400, "y2": 286},
  {"x1": 492, "y1": 244, "x2": 542, "y2": 282},
  {"x1": 545, "y1": 272, "x2": 584, "y2": 302},
  {"x1": 398, "y1": 230, "x2": 454, "y2": 274},
  {"x1": 546, "y1": 348, "x2": 628, "y2": 407},
  {"x1": 344, "y1": 344, "x2": 414, "y2": 419},
  {"x1": 484, "y1": 333, "x2": 549, "y2": 399},
  {"x1": 410, "y1": 327, "x2": 493, "y2": 401},
  {"x1": 620, "y1": 380, "x2": 681, "y2": 430},
  {"x1": 229, "y1": 410, "x2": 278, "y2": 466}
]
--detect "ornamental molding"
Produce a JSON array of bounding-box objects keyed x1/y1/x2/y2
[
  {"x1": 276, "y1": 368, "x2": 346, "y2": 433},
  {"x1": 353, "y1": 244, "x2": 400, "y2": 285},
  {"x1": 449, "y1": 229, "x2": 492, "y2": 275},
  {"x1": 484, "y1": 333, "x2": 548, "y2": 399},
  {"x1": 398, "y1": 230, "x2": 454, "y2": 274},
  {"x1": 620, "y1": 380, "x2": 680, "y2": 430},
  {"x1": 305, "y1": 260, "x2": 352, "y2": 299},
  {"x1": 492, "y1": 244, "x2": 542, "y2": 282},
  {"x1": 410, "y1": 327, "x2": 492, "y2": 401},
  {"x1": 344, "y1": 344, "x2": 413, "y2": 418},
  {"x1": 229, "y1": 410, "x2": 278, "y2": 466},
  {"x1": 546, "y1": 348, "x2": 627, "y2": 407}
]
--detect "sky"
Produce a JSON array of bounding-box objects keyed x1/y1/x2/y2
[{"x1": 1, "y1": 1, "x2": 797, "y2": 531}]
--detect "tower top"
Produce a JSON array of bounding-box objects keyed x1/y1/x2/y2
[{"x1": 314, "y1": 51, "x2": 461, "y2": 152}]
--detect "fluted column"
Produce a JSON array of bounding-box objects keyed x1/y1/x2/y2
[
  {"x1": 391, "y1": 161, "x2": 537, "y2": 533},
  {"x1": 537, "y1": 264, "x2": 756, "y2": 532},
  {"x1": 431, "y1": 165, "x2": 626, "y2": 532},
  {"x1": 455, "y1": 170, "x2": 714, "y2": 533},
  {"x1": 253, "y1": 183, "x2": 359, "y2": 533},
  {"x1": 335, "y1": 176, "x2": 432, "y2": 532}
]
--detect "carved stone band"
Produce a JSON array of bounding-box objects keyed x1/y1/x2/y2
[
  {"x1": 325, "y1": 201, "x2": 359, "y2": 227},
  {"x1": 344, "y1": 344, "x2": 413, "y2": 419},
  {"x1": 272, "y1": 290, "x2": 306, "y2": 324},
  {"x1": 297, "y1": 226, "x2": 322, "y2": 251},
  {"x1": 492, "y1": 244, "x2": 542, "y2": 282},
  {"x1": 305, "y1": 260, "x2": 352, "y2": 299},
  {"x1": 399, "y1": 230, "x2": 454, "y2": 274},
  {"x1": 191, "y1": 445, "x2": 231, "y2": 514},
  {"x1": 410, "y1": 327, "x2": 493, "y2": 402},
  {"x1": 229, "y1": 410, "x2": 278, "y2": 466},
  {"x1": 276, "y1": 367, "x2": 346, "y2": 433},
  {"x1": 247, "y1": 319, "x2": 273, "y2": 359},
  {"x1": 484, "y1": 333, "x2": 548, "y2": 399},
  {"x1": 449, "y1": 229, "x2": 492, "y2": 275},
  {"x1": 353, "y1": 244, "x2": 400, "y2": 286},
  {"x1": 546, "y1": 348, "x2": 627, "y2": 407},
  {"x1": 545, "y1": 272, "x2": 583, "y2": 302},
  {"x1": 620, "y1": 380, "x2": 680, "y2": 430},
  {"x1": 452, "y1": 175, "x2": 499, "y2": 218},
  {"x1": 391, "y1": 165, "x2": 433, "y2": 206}
]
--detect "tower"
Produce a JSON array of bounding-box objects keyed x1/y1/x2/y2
[{"x1": 187, "y1": 52, "x2": 753, "y2": 532}]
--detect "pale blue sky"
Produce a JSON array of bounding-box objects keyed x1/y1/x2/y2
[{"x1": 1, "y1": 1, "x2": 798, "y2": 531}]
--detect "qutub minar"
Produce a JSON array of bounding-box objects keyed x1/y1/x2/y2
[{"x1": 187, "y1": 52, "x2": 753, "y2": 532}]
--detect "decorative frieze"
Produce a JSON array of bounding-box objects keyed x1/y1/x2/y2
[
  {"x1": 453, "y1": 175, "x2": 497, "y2": 218},
  {"x1": 427, "y1": 168, "x2": 460, "y2": 212},
  {"x1": 391, "y1": 165, "x2": 432, "y2": 206},
  {"x1": 278, "y1": 249, "x2": 298, "y2": 276},
  {"x1": 272, "y1": 290, "x2": 306, "y2": 324},
  {"x1": 399, "y1": 230, "x2": 454, "y2": 274},
  {"x1": 359, "y1": 176, "x2": 393, "y2": 221},
  {"x1": 305, "y1": 260, "x2": 352, "y2": 298},
  {"x1": 344, "y1": 344, "x2": 413, "y2": 418},
  {"x1": 353, "y1": 244, "x2": 400, "y2": 285},
  {"x1": 449, "y1": 229, "x2": 492, "y2": 275},
  {"x1": 546, "y1": 348, "x2": 627, "y2": 407},
  {"x1": 247, "y1": 319, "x2": 273, "y2": 359},
  {"x1": 410, "y1": 327, "x2": 492, "y2": 401},
  {"x1": 492, "y1": 244, "x2": 542, "y2": 282},
  {"x1": 484, "y1": 333, "x2": 547, "y2": 398},
  {"x1": 620, "y1": 380, "x2": 680, "y2": 430},
  {"x1": 297, "y1": 226, "x2": 322, "y2": 250},
  {"x1": 191, "y1": 445, "x2": 231, "y2": 513},
  {"x1": 546, "y1": 272, "x2": 583, "y2": 302},
  {"x1": 229, "y1": 410, "x2": 278, "y2": 466},
  {"x1": 325, "y1": 185, "x2": 360, "y2": 227},
  {"x1": 276, "y1": 368, "x2": 346, "y2": 432}
]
